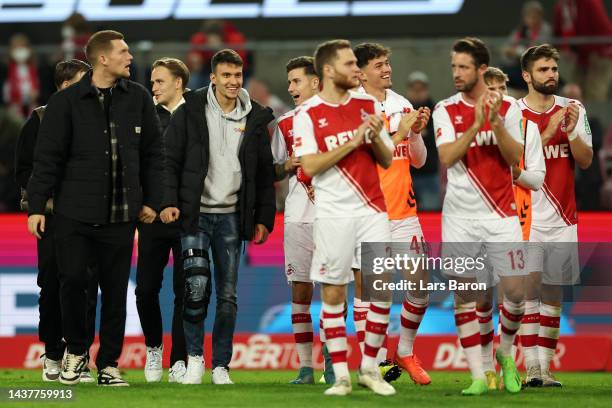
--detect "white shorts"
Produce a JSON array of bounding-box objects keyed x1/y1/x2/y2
[
  {"x1": 390, "y1": 216, "x2": 426, "y2": 256},
  {"x1": 352, "y1": 216, "x2": 425, "y2": 269},
  {"x1": 527, "y1": 224, "x2": 580, "y2": 285},
  {"x1": 441, "y1": 216, "x2": 527, "y2": 283},
  {"x1": 311, "y1": 213, "x2": 391, "y2": 285},
  {"x1": 284, "y1": 222, "x2": 314, "y2": 283}
]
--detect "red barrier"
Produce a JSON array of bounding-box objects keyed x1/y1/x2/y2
[{"x1": 2, "y1": 334, "x2": 611, "y2": 371}]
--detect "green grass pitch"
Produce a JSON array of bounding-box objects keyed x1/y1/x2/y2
[{"x1": 1, "y1": 370, "x2": 611, "y2": 407}]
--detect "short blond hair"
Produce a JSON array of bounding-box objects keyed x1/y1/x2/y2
[
  {"x1": 484, "y1": 67, "x2": 509, "y2": 85},
  {"x1": 152, "y1": 58, "x2": 190, "y2": 90}
]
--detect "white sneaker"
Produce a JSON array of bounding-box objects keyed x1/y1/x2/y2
[
  {"x1": 59, "y1": 353, "x2": 87, "y2": 385},
  {"x1": 80, "y1": 367, "x2": 95, "y2": 383},
  {"x1": 541, "y1": 369, "x2": 562, "y2": 387},
  {"x1": 169, "y1": 360, "x2": 187, "y2": 383},
  {"x1": 524, "y1": 365, "x2": 543, "y2": 387},
  {"x1": 182, "y1": 355, "x2": 204, "y2": 385},
  {"x1": 324, "y1": 377, "x2": 352, "y2": 396},
  {"x1": 358, "y1": 366, "x2": 396, "y2": 396},
  {"x1": 211, "y1": 366, "x2": 234, "y2": 385},
  {"x1": 42, "y1": 356, "x2": 61, "y2": 382},
  {"x1": 144, "y1": 346, "x2": 163, "y2": 383}
]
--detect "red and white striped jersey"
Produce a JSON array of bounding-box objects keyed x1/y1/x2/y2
[
  {"x1": 270, "y1": 108, "x2": 315, "y2": 224},
  {"x1": 433, "y1": 93, "x2": 524, "y2": 219},
  {"x1": 518, "y1": 95, "x2": 593, "y2": 227},
  {"x1": 293, "y1": 92, "x2": 394, "y2": 219}
]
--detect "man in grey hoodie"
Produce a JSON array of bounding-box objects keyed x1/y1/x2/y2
[{"x1": 161, "y1": 49, "x2": 275, "y2": 385}]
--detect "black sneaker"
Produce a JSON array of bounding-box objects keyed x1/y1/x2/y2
[
  {"x1": 98, "y1": 367, "x2": 129, "y2": 387},
  {"x1": 60, "y1": 353, "x2": 87, "y2": 385}
]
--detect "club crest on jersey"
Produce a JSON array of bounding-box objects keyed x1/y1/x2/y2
[
  {"x1": 318, "y1": 118, "x2": 328, "y2": 128},
  {"x1": 454, "y1": 115, "x2": 463, "y2": 125}
]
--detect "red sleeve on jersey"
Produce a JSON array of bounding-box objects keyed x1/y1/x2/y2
[{"x1": 296, "y1": 166, "x2": 313, "y2": 187}]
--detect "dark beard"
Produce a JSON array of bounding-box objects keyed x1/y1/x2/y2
[
  {"x1": 456, "y1": 76, "x2": 478, "y2": 93},
  {"x1": 533, "y1": 79, "x2": 558, "y2": 95}
]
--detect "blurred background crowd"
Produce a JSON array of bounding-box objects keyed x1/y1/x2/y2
[{"x1": 1, "y1": 0, "x2": 611, "y2": 214}]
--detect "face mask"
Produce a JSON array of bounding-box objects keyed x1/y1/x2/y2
[
  {"x1": 62, "y1": 25, "x2": 75, "y2": 40},
  {"x1": 11, "y1": 47, "x2": 31, "y2": 63}
]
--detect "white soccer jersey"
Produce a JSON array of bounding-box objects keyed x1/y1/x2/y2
[
  {"x1": 293, "y1": 92, "x2": 394, "y2": 219},
  {"x1": 433, "y1": 93, "x2": 524, "y2": 219},
  {"x1": 270, "y1": 109, "x2": 315, "y2": 224},
  {"x1": 518, "y1": 96, "x2": 593, "y2": 227},
  {"x1": 357, "y1": 86, "x2": 414, "y2": 133}
]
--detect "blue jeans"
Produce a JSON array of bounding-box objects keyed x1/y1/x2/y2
[{"x1": 181, "y1": 213, "x2": 241, "y2": 368}]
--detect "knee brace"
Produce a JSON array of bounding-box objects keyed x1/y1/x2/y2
[{"x1": 182, "y1": 248, "x2": 211, "y2": 323}]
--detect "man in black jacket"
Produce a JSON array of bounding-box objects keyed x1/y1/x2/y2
[
  {"x1": 160, "y1": 49, "x2": 275, "y2": 385},
  {"x1": 137, "y1": 57, "x2": 189, "y2": 384},
  {"x1": 15, "y1": 59, "x2": 99, "y2": 384},
  {"x1": 27, "y1": 30, "x2": 163, "y2": 387}
]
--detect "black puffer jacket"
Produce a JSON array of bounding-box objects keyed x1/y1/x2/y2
[{"x1": 162, "y1": 87, "x2": 276, "y2": 239}]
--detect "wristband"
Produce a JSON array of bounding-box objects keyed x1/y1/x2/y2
[{"x1": 567, "y1": 130, "x2": 578, "y2": 141}]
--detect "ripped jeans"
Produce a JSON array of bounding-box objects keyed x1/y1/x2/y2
[{"x1": 181, "y1": 213, "x2": 241, "y2": 368}]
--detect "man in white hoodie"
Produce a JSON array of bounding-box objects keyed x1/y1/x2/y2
[{"x1": 161, "y1": 49, "x2": 276, "y2": 385}]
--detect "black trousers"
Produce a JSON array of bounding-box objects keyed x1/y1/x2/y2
[
  {"x1": 54, "y1": 213, "x2": 136, "y2": 369},
  {"x1": 135, "y1": 221, "x2": 186, "y2": 366},
  {"x1": 37, "y1": 215, "x2": 98, "y2": 361}
]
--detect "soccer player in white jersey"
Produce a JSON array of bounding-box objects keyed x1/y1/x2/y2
[
  {"x1": 433, "y1": 37, "x2": 526, "y2": 395},
  {"x1": 270, "y1": 56, "x2": 323, "y2": 385},
  {"x1": 475, "y1": 67, "x2": 546, "y2": 390},
  {"x1": 517, "y1": 44, "x2": 592, "y2": 388},
  {"x1": 354, "y1": 42, "x2": 432, "y2": 385},
  {"x1": 293, "y1": 39, "x2": 395, "y2": 396}
]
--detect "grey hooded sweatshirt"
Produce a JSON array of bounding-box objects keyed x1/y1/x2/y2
[{"x1": 201, "y1": 86, "x2": 253, "y2": 213}]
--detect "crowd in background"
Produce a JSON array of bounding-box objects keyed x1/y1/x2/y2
[{"x1": 1, "y1": 0, "x2": 612, "y2": 213}]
